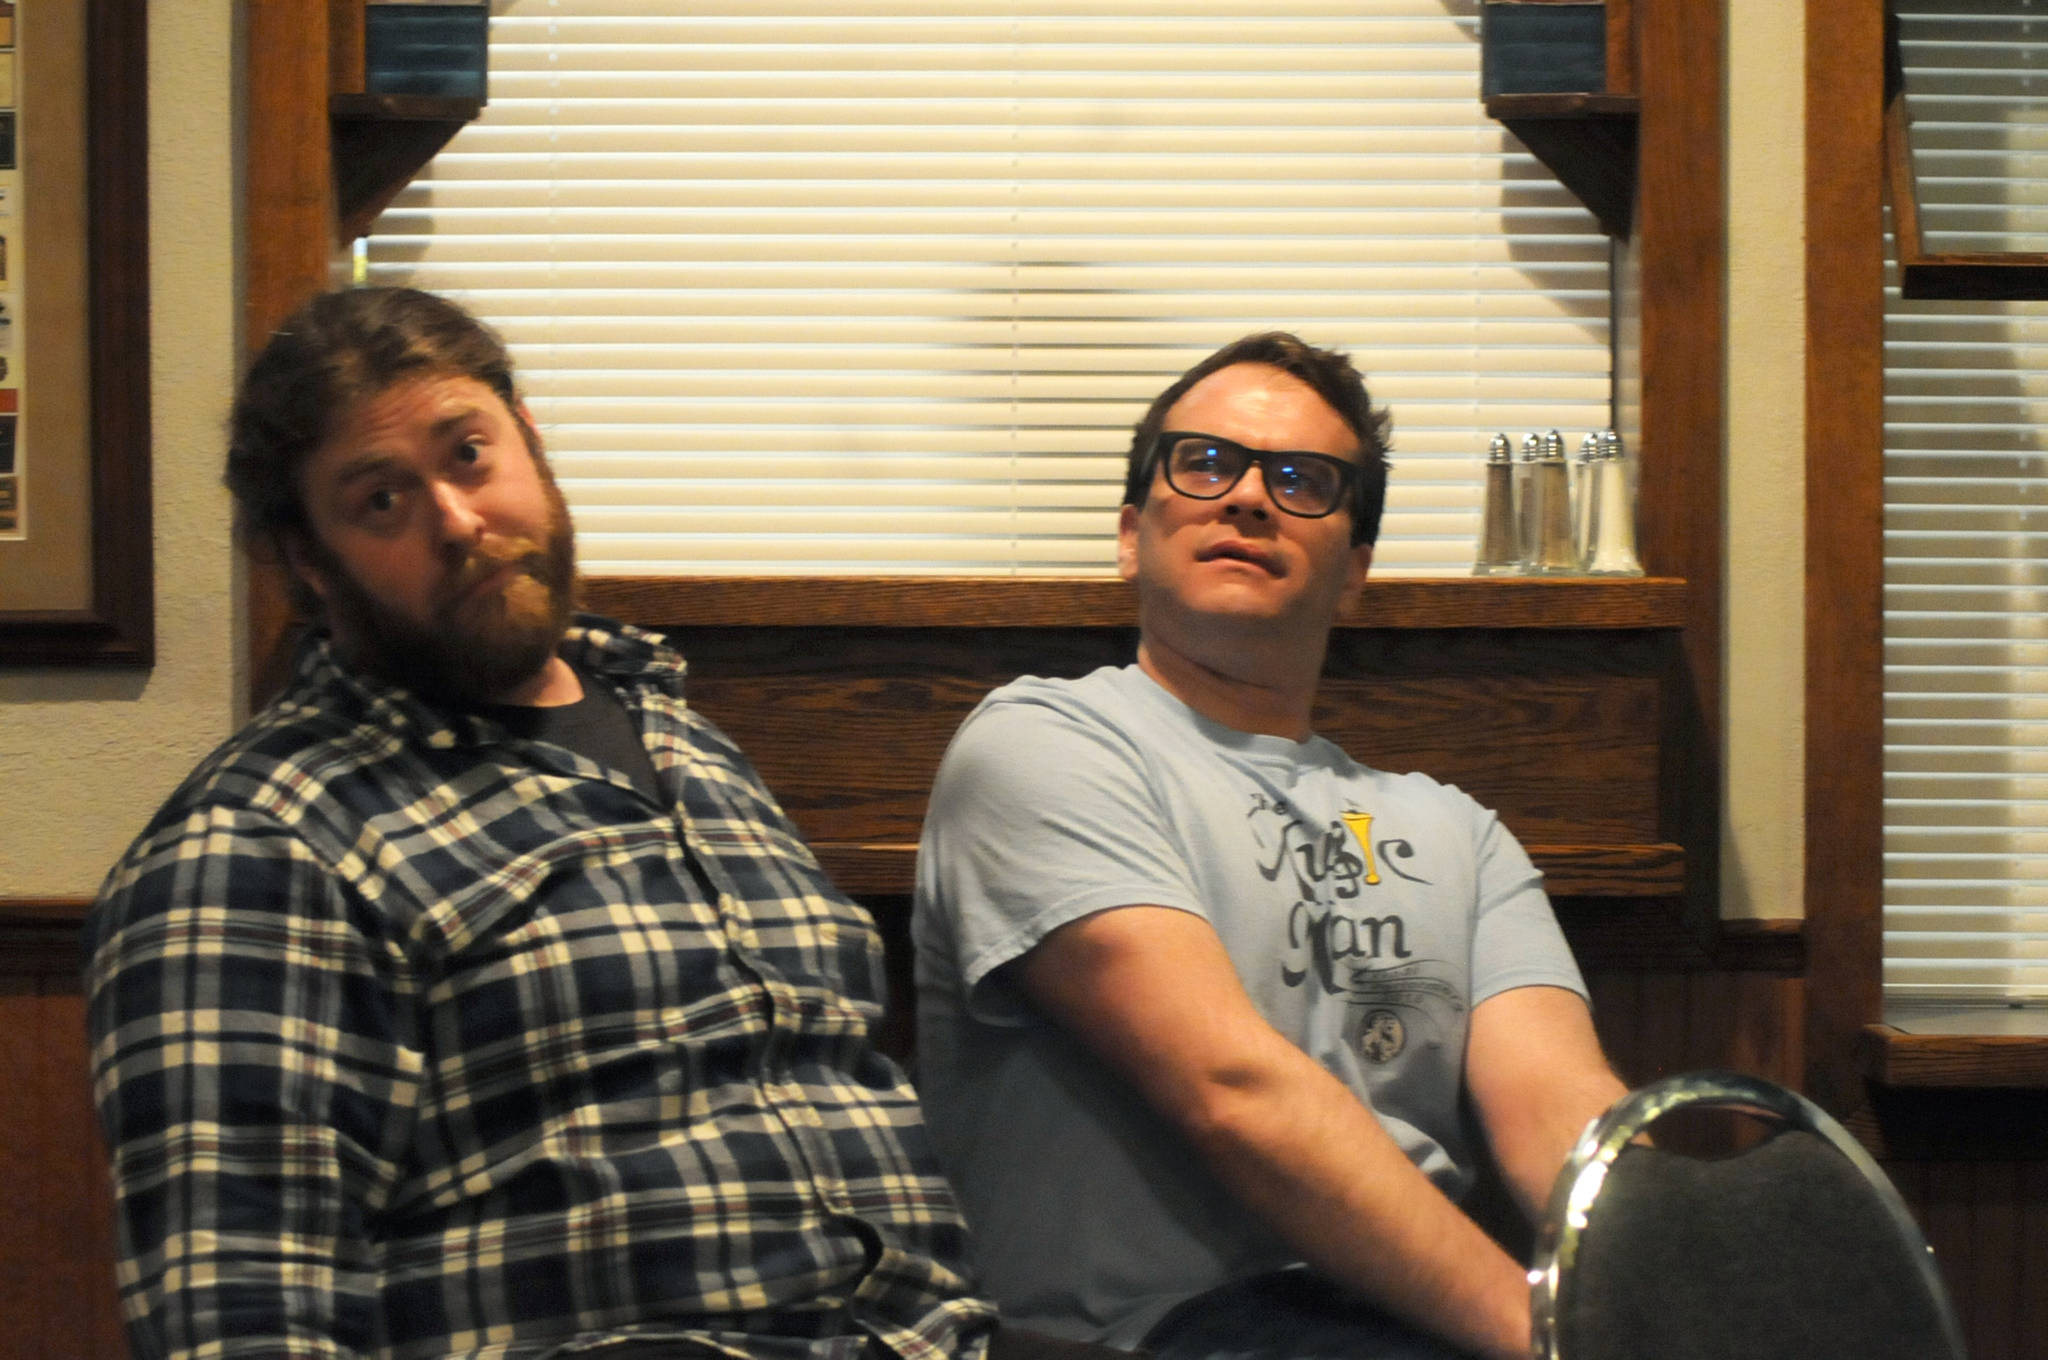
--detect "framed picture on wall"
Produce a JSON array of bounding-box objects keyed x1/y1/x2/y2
[{"x1": 0, "y1": 0, "x2": 150, "y2": 666}]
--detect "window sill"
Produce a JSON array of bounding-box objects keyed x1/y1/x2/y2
[
  {"x1": 580, "y1": 575, "x2": 1689, "y2": 631},
  {"x1": 1859, "y1": 1013, "x2": 2048, "y2": 1089}
]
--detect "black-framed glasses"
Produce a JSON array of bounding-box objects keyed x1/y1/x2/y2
[{"x1": 1150, "y1": 431, "x2": 1358, "y2": 519}]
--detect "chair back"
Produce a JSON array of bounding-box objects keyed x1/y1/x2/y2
[{"x1": 1528, "y1": 1070, "x2": 1967, "y2": 1360}]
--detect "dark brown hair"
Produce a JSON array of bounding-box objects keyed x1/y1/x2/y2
[
  {"x1": 1121, "y1": 331, "x2": 1392, "y2": 546},
  {"x1": 226, "y1": 286, "x2": 523, "y2": 550}
]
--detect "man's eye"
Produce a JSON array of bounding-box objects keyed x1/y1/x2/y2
[
  {"x1": 455, "y1": 438, "x2": 485, "y2": 465},
  {"x1": 359, "y1": 487, "x2": 400, "y2": 517}
]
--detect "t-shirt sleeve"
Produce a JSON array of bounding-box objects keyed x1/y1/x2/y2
[
  {"x1": 917, "y1": 695, "x2": 1209, "y2": 1024},
  {"x1": 1464, "y1": 795, "x2": 1590, "y2": 1006}
]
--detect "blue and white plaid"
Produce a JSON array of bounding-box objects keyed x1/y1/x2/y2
[{"x1": 87, "y1": 617, "x2": 993, "y2": 1360}]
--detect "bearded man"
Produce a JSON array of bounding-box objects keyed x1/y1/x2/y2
[{"x1": 85, "y1": 287, "x2": 1004, "y2": 1360}]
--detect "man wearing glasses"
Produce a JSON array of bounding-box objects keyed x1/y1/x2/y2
[{"x1": 912, "y1": 334, "x2": 1626, "y2": 1360}]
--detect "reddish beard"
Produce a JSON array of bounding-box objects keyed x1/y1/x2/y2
[{"x1": 312, "y1": 484, "x2": 578, "y2": 706}]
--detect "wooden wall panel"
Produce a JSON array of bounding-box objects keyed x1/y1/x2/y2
[
  {"x1": 665, "y1": 622, "x2": 1681, "y2": 900},
  {"x1": 1887, "y1": 1159, "x2": 2048, "y2": 1360},
  {"x1": 0, "y1": 972, "x2": 122, "y2": 1360},
  {"x1": 1574, "y1": 967, "x2": 1804, "y2": 1090},
  {"x1": 1633, "y1": 0, "x2": 1725, "y2": 942},
  {"x1": 1803, "y1": 0, "x2": 1889, "y2": 1118}
]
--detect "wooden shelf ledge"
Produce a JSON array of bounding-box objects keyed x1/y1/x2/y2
[
  {"x1": 582, "y1": 575, "x2": 1689, "y2": 633},
  {"x1": 1859, "y1": 1021, "x2": 2048, "y2": 1089}
]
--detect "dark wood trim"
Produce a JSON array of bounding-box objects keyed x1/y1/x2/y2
[
  {"x1": 1859, "y1": 1025, "x2": 2048, "y2": 1090},
  {"x1": 1717, "y1": 917, "x2": 1809, "y2": 974},
  {"x1": 582, "y1": 575, "x2": 1690, "y2": 632},
  {"x1": 330, "y1": 95, "x2": 483, "y2": 242},
  {"x1": 1605, "y1": 0, "x2": 1637, "y2": 96},
  {"x1": 1555, "y1": 903, "x2": 1805, "y2": 973},
  {"x1": 1804, "y1": 0, "x2": 1888, "y2": 1118},
  {"x1": 0, "y1": 1, "x2": 152, "y2": 667},
  {"x1": 1849, "y1": 1086, "x2": 2048, "y2": 1161},
  {"x1": 1483, "y1": 94, "x2": 1639, "y2": 238},
  {"x1": 244, "y1": 0, "x2": 338, "y2": 702},
  {"x1": 1633, "y1": 0, "x2": 1724, "y2": 953},
  {"x1": 329, "y1": 0, "x2": 366, "y2": 96},
  {"x1": 1880, "y1": 10, "x2": 1924, "y2": 269},
  {"x1": 0, "y1": 898, "x2": 92, "y2": 978},
  {"x1": 814, "y1": 841, "x2": 1683, "y2": 902},
  {"x1": 1881, "y1": 12, "x2": 2048, "y2": 302}
]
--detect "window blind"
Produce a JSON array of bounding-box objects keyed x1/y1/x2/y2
[
  {"x1": 363, "y1": 0, "x2": 1612, "y2": 576},
  {"x1": 1884, "y1": 8, "x2": 2048, "y2": 1001}
]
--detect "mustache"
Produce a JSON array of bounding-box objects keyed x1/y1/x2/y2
[{"x1": 445, "y1": 536, "x2": 550, "y2": 601}]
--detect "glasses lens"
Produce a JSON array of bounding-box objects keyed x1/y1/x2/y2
[
  {"x1": 1165, "y1": 436, "x2": 1247, "y2": 497},
  {"x1": 1265, "y1": 456, "x2": 1344, "y2": 515}
]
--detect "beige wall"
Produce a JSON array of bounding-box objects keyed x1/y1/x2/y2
[
  {"x1": 1723, "y1": 0, "x2": 1808, "y2": 919},
  {"x1": 0, "y1": 4, "x2": 1810, "y2": 919},
  {"x1": 0, "y1": 3, "x2": 241, "y2": 896}
]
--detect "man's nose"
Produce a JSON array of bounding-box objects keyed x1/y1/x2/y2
[
  {"x1": 1221, "y1": 461, "x2": 1273, "y2": 518},
  {"x1": 429, "y1": 480, "x2": 486, "y2": 546}
]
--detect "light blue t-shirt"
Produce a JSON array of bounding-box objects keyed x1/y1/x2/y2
[{"x1": 912, "y1": 665, "x2": 1587, "y2": 1347}]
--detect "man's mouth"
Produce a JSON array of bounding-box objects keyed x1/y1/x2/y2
[
  {"x1": 447, "y1": 543, "x2": 539, "y2": 608},
  {"x1": 453, "y1": 561, "x2": 517, "y2": 602},
  {"x1": 1197, "y1": 539, "x2": 1284, "y2": 576}
]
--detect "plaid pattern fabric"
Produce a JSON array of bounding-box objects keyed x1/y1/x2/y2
[{"x1": 86, "y1": 617, "x2": 994, "y2": 1360}]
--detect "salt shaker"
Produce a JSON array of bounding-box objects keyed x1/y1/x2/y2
[
  {"x1": 1585, "y1": 429, "x2": 1644, "y2": 576},
  {"x1": 1573, "y1": 432, "x2": 1600, "y2": 569}
]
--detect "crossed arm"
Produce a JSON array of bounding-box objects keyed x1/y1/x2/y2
[{"x1": 1017, "y1": 904, "x2": 1625, "y2": 1360}]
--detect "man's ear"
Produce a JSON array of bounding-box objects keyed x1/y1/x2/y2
[
  {"x1": 280, "y1": 531, "x2": 331, "y2": 608},
  {"x1": 1116, "y1": 502, "x2": 1141, "y2": 582},
  {"x1": 1343, "y1": 541, "x2": 1373, "y2": 597}
]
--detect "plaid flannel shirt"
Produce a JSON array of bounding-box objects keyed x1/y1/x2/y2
[{"x1": 86, "y1": 617, "x2": 994, "y2": 1360}]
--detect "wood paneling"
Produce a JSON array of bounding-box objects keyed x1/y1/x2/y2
[
  {"x1": 0, "y1": 971, "x2": 123, "y2": 1360},
  {"x1": 243, "y1": 0, "x2": 339, "y2": 706},
  {"x1": 658, "y1": 620, "x2": 1684, "y2": 901},
  {"x1": 1886, "y1": 1156, "x2": 2048, "y2": 1360},
  {"x1": 1633, "y1": 0, "x2": 1725, "y2": 950},
  {"x1": 581, "y1": 575, "x2": 1690, "y2": 632},
  {"x1": 1803, "y1": 0, "x2": 1890, "y2": 1118}
]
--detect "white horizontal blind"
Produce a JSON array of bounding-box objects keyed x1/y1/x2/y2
[
  {"x1": 1884, "y1": 8, "x2": 2048, "y2": 1000},
  {"x1": 364, "y1": 0, "x2": 1612, "y2": 575}
]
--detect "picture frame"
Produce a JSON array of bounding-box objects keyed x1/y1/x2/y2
[{"x1": 0, "y1": 0, "x2": 150, "y2": 666}]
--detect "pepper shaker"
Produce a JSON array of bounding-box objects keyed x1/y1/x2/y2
[{"x1": 1474, "y1": 433, "x2": 1519, "y2": 575}]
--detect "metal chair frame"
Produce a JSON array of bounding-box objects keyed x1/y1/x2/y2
[{"x1": 1526, "y1": 1069, "x2": 1967, "y2": 1360}]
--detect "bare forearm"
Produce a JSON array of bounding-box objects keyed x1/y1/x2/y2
[
  {"x1": 1019, "y1": 909, "x2": 1535, "y2": 1360},
  {"x1": 1466, "y1": 986, "x2": 1629, "y2": 1223},
  {"x1": 1175, "y1": 1038, "x2": 1532, "y2": 1360}
]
